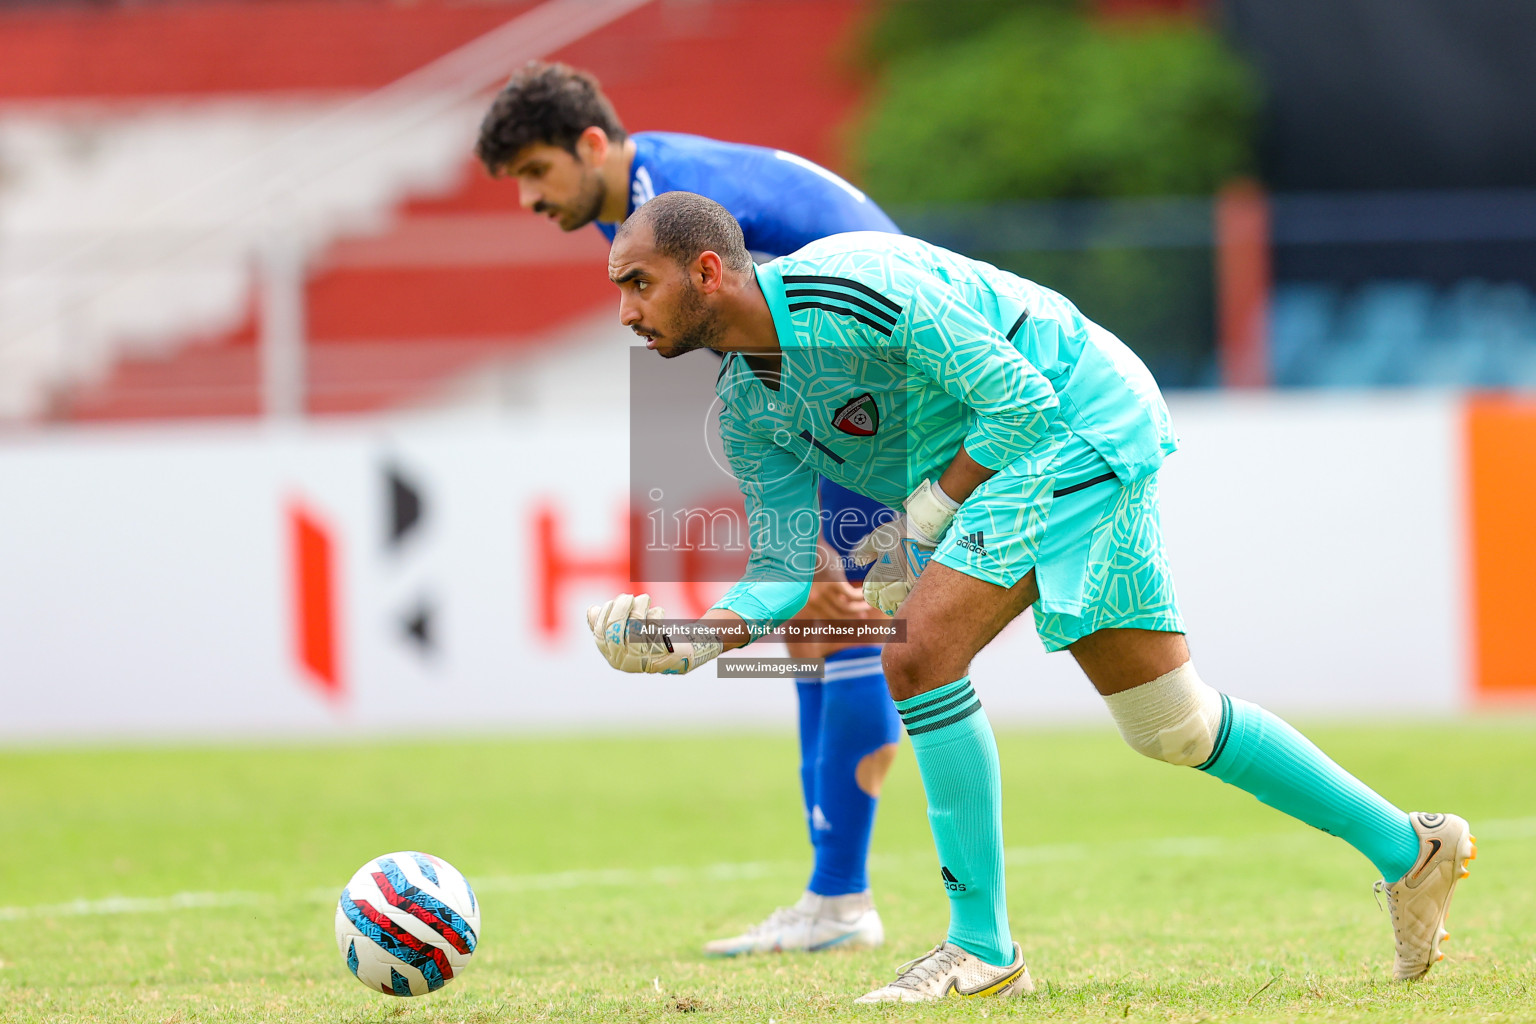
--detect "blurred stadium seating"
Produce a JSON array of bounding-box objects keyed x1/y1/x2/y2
[
  {"x1": 0, "y1": 0, "x2": 870, "y2": 421},
  {"x1": 1273, "y1": 280, "x2": 1536, "y2": 389},
  {"x1": 1267, "y1": 189, "x2": 1536, "y2": 389},
  {"x1": 907, "y1": 189, "x2": 1536, "y2": 392}
]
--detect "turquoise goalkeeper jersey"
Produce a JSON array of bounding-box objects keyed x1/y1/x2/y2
[{"x1": 711, "y1": 231, "x2": 1178, "y2": 628}]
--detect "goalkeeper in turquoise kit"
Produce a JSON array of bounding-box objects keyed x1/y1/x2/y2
[{"x1": 588, "y1": 192, "x2": 1475, "y2": 1002}]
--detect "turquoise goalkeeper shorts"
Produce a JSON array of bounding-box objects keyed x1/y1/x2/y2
[{"x1": 931, "y1": 433, "x2": 1184, "y2": 652}]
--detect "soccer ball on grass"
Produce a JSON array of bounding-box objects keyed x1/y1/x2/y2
[{"x1": 334, "y1": 851, "x2": 480, "y2": 996}]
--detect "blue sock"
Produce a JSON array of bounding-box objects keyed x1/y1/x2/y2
[
  {"x1": 895, "y1": 677, "x2": 1013, "y2": 967},
  {"x1": 1202, "y1": 695, "x2": 1421, "y2": 881},
  {"x1": 794, "y1": 678, "x2": 824, "y2": 848},
  {"x1": 806, "y1": 647, "x2": 901, "y2": 896}
]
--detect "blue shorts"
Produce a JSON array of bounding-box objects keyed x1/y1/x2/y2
[{"x1": 819, "y1": 478, "x2": 894, "y2": 583}]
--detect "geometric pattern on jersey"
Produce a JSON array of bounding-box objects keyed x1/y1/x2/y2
[
  {"x1": 711, "y1": 231, "x2": 1179, "y2": 629},
  {"x1": 603, "y1": 134, "x2": 900, "y2": 594}
]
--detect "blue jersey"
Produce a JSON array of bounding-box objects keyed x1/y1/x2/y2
[{"x1": 595, "y1": 132, "x2": 898, "y2": 256}]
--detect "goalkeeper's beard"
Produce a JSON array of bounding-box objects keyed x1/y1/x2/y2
[{"x1": 654, "y1": 280, "x2": 725, "y2": 358}]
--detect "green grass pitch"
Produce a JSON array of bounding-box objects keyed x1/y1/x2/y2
[{"x1": 1, "y1": 718, "x2": 1533, "y2": 1022}]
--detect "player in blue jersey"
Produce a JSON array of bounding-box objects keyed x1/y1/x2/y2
[
  {"x1": 588, "y1": 193, "x2": 1474, "y2": 1001},
  {"x1": 476, "y1": 63, "x2": 904, "y2": 956}
]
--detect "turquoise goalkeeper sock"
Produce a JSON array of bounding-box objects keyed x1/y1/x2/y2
[
  {"x1": 895, "y1": 677, "x2": 1012, "y2": 967},
  {"x1": 1201, "y1": 696, "x2": 1420, "y2": 882}
]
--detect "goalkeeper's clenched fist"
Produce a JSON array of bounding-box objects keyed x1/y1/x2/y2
[{"x1": 586, "y1": 593, "x2": 724, "y2": 675}]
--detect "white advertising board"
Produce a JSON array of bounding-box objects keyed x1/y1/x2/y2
[{"x1": 0, "y1": 394, "x2": 1465, "y2": 742}]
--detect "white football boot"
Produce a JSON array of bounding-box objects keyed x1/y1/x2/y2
[
  {"x1": 1374, "y1": 811, "x2": 1477, "y2": 980},
  {"x1": 854, "y1": 941, "x2": 1033, "y2": 1003},
  {"x1": 703, "y1": 890, "x2": 883, "y2": 956}
]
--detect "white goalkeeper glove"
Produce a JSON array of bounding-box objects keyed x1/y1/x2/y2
[
  {"x1": 849, "y1": 479, "x2": 960, "y2": 616},
  {"x1": 586, "y1": 593, "x2": 723, "y2": 675}
]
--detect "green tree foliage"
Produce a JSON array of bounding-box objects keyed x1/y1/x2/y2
[{"x1": 856, "y1": 3, "x2": 1258, "y2": 202}]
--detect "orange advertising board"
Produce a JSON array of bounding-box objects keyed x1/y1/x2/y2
[{"x1": 1466, "y1": 397, "x2": 1536, "y2": 700}]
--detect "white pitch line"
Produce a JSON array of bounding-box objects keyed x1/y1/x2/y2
[
  {"x1": 4, "y1": 817, "x2": 1531, "y2": 923},
  {"x1": 0, "y1": 889, "x2": 266, "y2": 922}
]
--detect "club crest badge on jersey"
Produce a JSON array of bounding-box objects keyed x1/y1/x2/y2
[{"x1": 832, "y1": 393, "x2": 879, "y2": 436}]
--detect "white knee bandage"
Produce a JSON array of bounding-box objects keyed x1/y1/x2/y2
[{"x1": 1102, "y1": 662, "x2": 1222, "y2": 767}]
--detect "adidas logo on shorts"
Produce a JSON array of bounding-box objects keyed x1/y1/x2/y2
[{"x1": 957, "y1": 531, "x2": 987, "y2": 554}]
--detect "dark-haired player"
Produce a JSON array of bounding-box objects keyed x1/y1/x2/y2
[{"x1": 476, "y1": 63, "x2": 903, "y2": 956}]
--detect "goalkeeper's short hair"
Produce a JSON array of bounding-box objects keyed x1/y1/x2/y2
[{"x1": 621, "y1": 192, "x2": 753, "y2": 274}]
